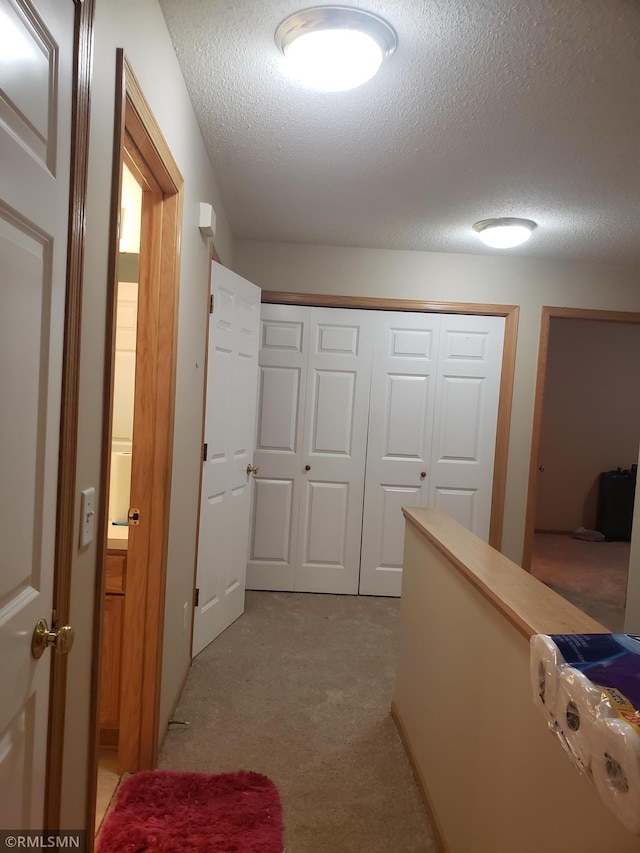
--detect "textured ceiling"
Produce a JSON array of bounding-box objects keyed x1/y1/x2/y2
[{"x1": 158, "y1": 0, "x2": 640, "y2": 263}]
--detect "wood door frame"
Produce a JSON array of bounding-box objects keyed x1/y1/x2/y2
[
  {"x1": 90, "y1": 49, "x2": 183, "y2": 810},
  {"x1": 261, "y1": 291, "x2": 519, "y2": 551},
  {"x1": 522, "y1": 306, "x2": 640, "y2": 571},
  {"x1": 45, "y1": 0, "x2": 95, "y2": 830}
]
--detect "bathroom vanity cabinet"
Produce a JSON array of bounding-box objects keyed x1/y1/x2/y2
[{"x1": 100, "y1": 549, "x2": 127, "y2": 745}]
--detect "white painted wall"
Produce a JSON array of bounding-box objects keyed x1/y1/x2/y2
[
  {"x1": 233, "y1": 240, "x2": 640, "y2": 565},
  {"x1": 535, "y1": 319, "x2": 640, "y2": 532},
  {"x1": 62, "y1": 0, "x2": 233, "y2": 827}
]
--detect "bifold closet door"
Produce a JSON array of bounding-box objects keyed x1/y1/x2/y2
[
  {"x1": 359, "y1": 312, "x2": 505, "y2": 597},
  {"x1": 428, "y1": 314, "x2": 505, "y2": 539},
  {"x1": 246, "y1": 304, "x2": 309, "y2": 591},
  {"x1": 359, "y1": 313, "x2": 441, "y2": 596},
  {"x1": 248, "y1": 305, "x2": 374, "y2": 594}
]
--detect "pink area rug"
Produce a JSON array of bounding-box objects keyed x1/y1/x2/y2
[{"x1": 97, "y1": 770, "x2": 283, "y2": 853}]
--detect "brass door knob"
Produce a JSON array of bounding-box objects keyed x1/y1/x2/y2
[
  {"x1": 246, "y1": 464, "x2": 259, "y2": 475},
  {"x1": 32, "y1": 618, "x2": 75, "y2": 660}
]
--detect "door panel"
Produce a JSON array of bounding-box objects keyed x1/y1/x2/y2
[
  {"x1": 308, "y1": 369, "x2": 357, "y2": 454},
  {"x1": 250, "y1": 478, "x2": 294, "y2": 562},
  {"x1": 192, "y1": 263, "x2": 260, "y2": 656},
  {"x1": 302, "y1": 480, "x2": 348, "y2": 565},
  {"x1": 295, "y1": 309, "x2": 373, "y2": 593},
  {"x1": 436, "y1": 376, "x2": 483, "y2": 461},
  {"x1": 359, "y1": 313, "x2": 441, "y2": 596},
  {"x1": 434, "y1": 487, "x2": 477, "y2": 529},
  {"x1": 429, "y1": 315, "x2": 505, "y2": 540},
  {"x1": 0, "y1": 0, "x2": 74, "y2": 829}
]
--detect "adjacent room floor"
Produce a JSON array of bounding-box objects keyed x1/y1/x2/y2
[
  {"x1": 95, "y1": 748, "x2": 120, "y2": 832},
  {"x1": 158, "y1": 591, "x2": 437, "y2": 852},
  {"x1": 530, "y1": 533, "x2": 630, "y2": 631}
]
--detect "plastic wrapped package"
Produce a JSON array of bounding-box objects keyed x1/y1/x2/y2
[{"x1": 530, "y1": 633, "x2": 640, "y2": 834}]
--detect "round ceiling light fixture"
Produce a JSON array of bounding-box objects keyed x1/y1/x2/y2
[
  {"x1": 472, "y1": 218, "x2": 538, "y2": 249},
  {"x1": 275, "y1": 6, "x2": 398, "y2": 92}
]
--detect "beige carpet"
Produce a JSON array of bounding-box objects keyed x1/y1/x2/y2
[
  {"x1": 531, "y1": 533, "x2": 630, "y2": 631},
  {"x1": 159, "y1": 591, "x2": 437, "y2": 852}
]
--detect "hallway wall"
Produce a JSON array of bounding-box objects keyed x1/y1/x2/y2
[{"x1": 62, "y1": 0, "x2": 232, "y2": 828}]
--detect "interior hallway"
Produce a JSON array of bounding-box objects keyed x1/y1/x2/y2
[
  {"x1": 158, "y1": 591, "x2": 436, "y2": 852},
  {"x1": 531, "y1": 533, "x2": 630, "y2": 631}
]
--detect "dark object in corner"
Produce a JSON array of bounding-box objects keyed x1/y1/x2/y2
[{"x1": 596, "y1": 467, "x2": 637, "y2": 541}]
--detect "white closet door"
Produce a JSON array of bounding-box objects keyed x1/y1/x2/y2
[
  {"x1": 295, "y1": 308, "x2": 374, "y2": 593},
  {"x1": 247, "y1": 304, "x2": 310, "y2": 590},
  {"x1": 429, "y1": 314, "x2": 505, "y2": 539},
  {"x1": 359, "y1": 313, "x2": 442, "y2": 596}
]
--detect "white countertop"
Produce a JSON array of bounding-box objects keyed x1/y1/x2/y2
[{"x1": 107, "y1": 524, "x2": 128, "y2": 552}]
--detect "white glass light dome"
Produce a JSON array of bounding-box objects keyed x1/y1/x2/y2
[
  {"x1": 473, "y1": 218, "x2": 538, "y2": 249},
  {"x1": 276, "y1": 6, "x2": 397, "y2": 92}
]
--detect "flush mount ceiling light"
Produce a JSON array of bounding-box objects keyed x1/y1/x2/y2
[
  {"x1": 275, "y1": 6, "x2": 398, "y2": 92},
  {"x1": 472, "y1": 218, "x2": 538, "y2": 249}
]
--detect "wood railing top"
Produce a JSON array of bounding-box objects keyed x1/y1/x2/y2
[{"x1": 403, "y1": 507, "x2": 609, "y2": 639}]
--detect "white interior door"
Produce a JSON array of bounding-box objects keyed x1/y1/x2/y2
[
  {"x1": 359, "y1": 312, "x2": 442, "y2": 596},
  {"x1": 0, "y1": 0, "x2": 74, "y2": 829},
  {"x1": 429, "y1": 314, "x2": 505, "y2": 538},
  {"x1": 192, "y1": 263, "x2": 261, "y2": 656}
]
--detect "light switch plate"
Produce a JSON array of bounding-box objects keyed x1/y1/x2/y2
[{"x1": 80, "y1": 487, "x2": 96, "y2": 548}]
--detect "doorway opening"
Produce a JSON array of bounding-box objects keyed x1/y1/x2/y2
[
  {"x1": 90, "y1": 52, "x2": 183, "y2": 833},
  {"x1": 524, "y1": 307, "x2": 640, "y2": 629}
]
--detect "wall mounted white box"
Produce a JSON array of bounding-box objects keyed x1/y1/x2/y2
[{"x1": 199, "y1": 202, "x2": 216, "y2": 237}]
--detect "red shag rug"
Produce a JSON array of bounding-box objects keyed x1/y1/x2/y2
[{"x1": 97, "y1": 770, "x2": 283, "y2": 853}]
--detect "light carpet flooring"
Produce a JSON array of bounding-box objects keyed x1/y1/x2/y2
[
  {"x1": 531, "y1": 533, "x2": 630, "y2": 631},
  {"x1": 159, "y1": 591, "x2": 437, "y2": 852}
]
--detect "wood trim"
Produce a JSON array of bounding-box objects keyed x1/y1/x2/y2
[
  {"x1": 123, "y1": 57, "x2": 182, "y2": 194},
  {"x1": 118, "y1": 184, "x2": 163, "y2": 770},
  {"x1": 118, "y1": 55, "x2": 183, "y2": 773},
  {"x1": 402, "y1": 507, "x2": 608, "y2": 639},
  {"x1": 92, "y1": 50, "x2": 184, "y2": 793},
  {"x1": 390, "y1": 702, "x2": 449, "y2": 853},
  {"x1": 45, "y1": 0, "x2": 95, "y2": 832},
  {"x1": 489, "y1": 305, "x2": 519, "y2": 549},
  {"x1": 88, "y1": 48, "x2": 127, "y2": 846},
  {"x1": 521, "y1": 306, "x2": 640, "y2": 571},
  {"x1": 536, "y1": 306, "x2": 640, "y2": 325},
  {"x1": 261, "y1": 290, "x2": 517, "y2": 317},
  {"x1": 261, "y1": 290, "x2": 519, "y2": 553},
  {"x1": 139, "y1": 185, "x2": 183, "y2": 767}
]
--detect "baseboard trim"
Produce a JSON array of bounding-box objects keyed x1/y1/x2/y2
[
  {"x1": 533, "y1": 529, "x2": 574, "y2": 535},
  {"x1": 99, "y1": 728, "x2": 118, "y2": 748},
  {"x1": 390, "y1": 701, "x2": 450, "y2": 853},
  {"x1": 157, "y1": 660, "x2": 192, "y2": 758}
]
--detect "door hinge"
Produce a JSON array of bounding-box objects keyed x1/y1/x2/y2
[
  {"x1": 203, "y1": 443, "x2": 208, "y2": 462},
  {"x1": 209, "y1": 294, "x2": 214, "y2": 314},
  {"x1": 194, "y1": 588, "x2": 200, "y2": 607}
]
